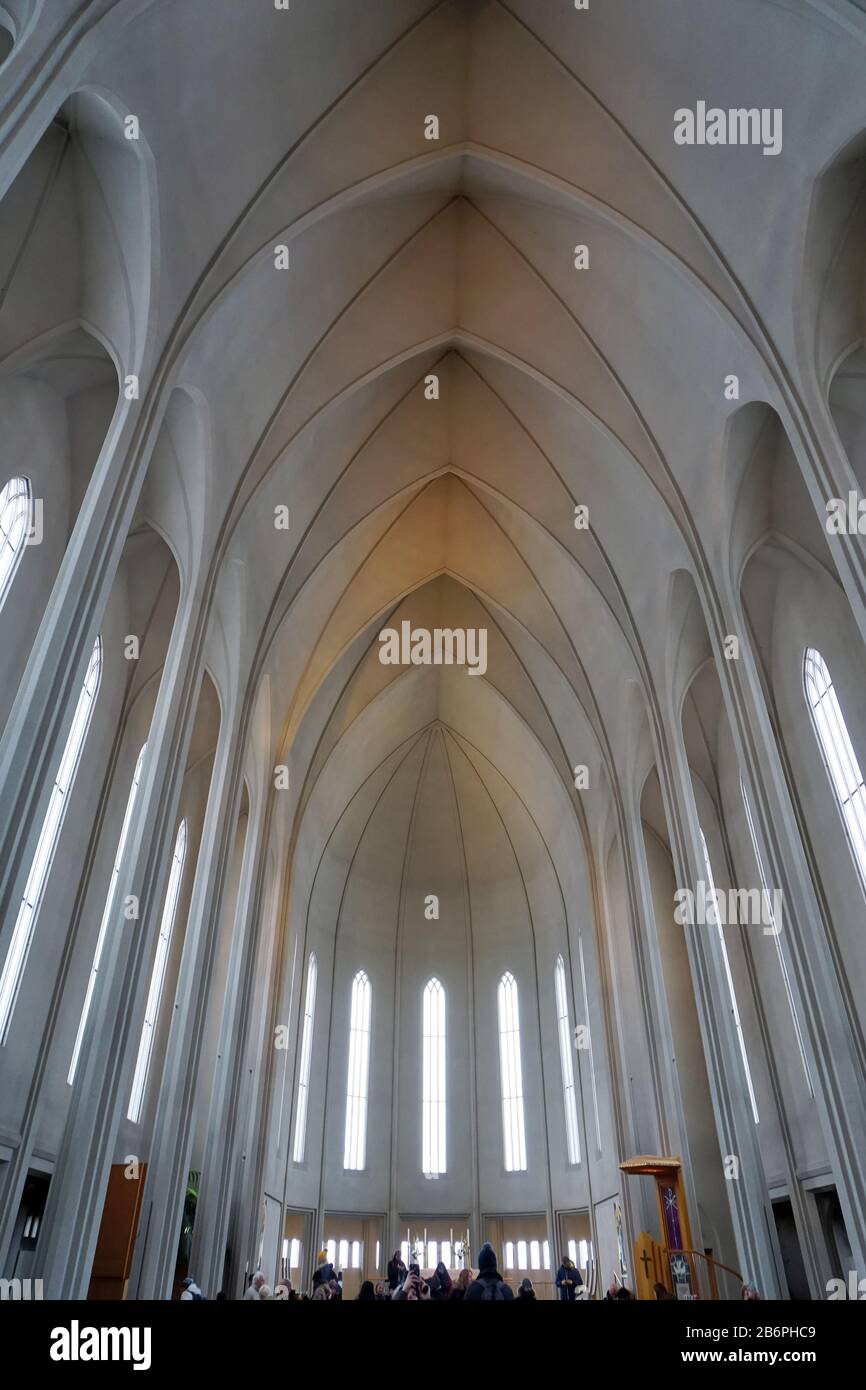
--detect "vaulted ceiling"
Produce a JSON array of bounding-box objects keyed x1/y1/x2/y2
[{"x1": 3, "y1": 0, "x2": 865, "y2": 871}]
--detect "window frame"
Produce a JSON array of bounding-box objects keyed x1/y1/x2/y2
[
  {"x1": 804, "y1": 646, "x2": 866, "y2": 899},
  {"x1": 127, "y1": 817, "x2": 187, "y2": 1122},
  {"x1": 497, "y1": 970, "x2": 528, "y2": 1172},
  {"x1": 0, "y1": 636, "x2": 102, "y2": 1043},
  {"x1": 554, "y1": 954, "x2": 581, "y2": 1165},
  {"x1": 292, "y1": 951, "x2": 318, "y2": 1163},
  {"x1": 68, "y1": 741, "x2": 147, "y2": 1084},
  {"x1": 343, "y1": 969, "x2": 372, "y2": 1171},
  {"x1": 422, "y1": 975, "x2": 447, "y2": 1179},
  {"x1": 0, "y1": 474, "x2": 32, "y2": 613}
]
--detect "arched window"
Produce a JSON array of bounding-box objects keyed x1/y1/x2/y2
[
  {"x1": 127, "y1": 818, "x2": 187, "y2": 1122},
  {"x1": 699, "y1": 828, "x2": 759, "y2": 1124},
  {"x1": 740, "y1": 775, "x2": 813, "y2": 1094},
  {"x1": 0, "y1": 475, "x2": 31, "y2": 613},
  {"x1": 68, "y1": 743, "x2": 147, "y2": 1083},
  {"x1": 422, "y1": 976, "x2": 446, "y2": 1178},
  {"x1": 497, "y1": 971, "x2": 527, "y2": 1172},
  {"x1": 804, "y1": 647, "x2": 866, "y2": 894},
  {"x1": 554, "y1": 955, "x2": 581, "y2": 1164},
  {"x1": 343, "y1": 970, "x2": 371, "y2": 1170},
  {"x1": 292, "y1": 951, "x2": 317, "y2": 1162},
  {"x1": 0, "y1": 636, "x2": 102, "y2": 1043}
]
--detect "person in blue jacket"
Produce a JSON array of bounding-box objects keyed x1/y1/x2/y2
[{"x1": 555, "y1": 1254, "x2": 583, "y2": 1300}]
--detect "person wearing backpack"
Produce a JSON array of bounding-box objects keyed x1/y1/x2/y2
[
  {"x1": 464, "y1": 1242, "x2": 514, "y2": 1301},
  {"x1": 180, "y1": 1274, "x2": 206, "y2": 1301}
]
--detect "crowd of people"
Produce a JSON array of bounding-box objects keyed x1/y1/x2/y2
[
  {"x1": 179, "y1": 1242, "x2": 638, "y2": 1301},
  {"x1": 181, "y1": 1243, "x2": 764, "y2": 1301}
]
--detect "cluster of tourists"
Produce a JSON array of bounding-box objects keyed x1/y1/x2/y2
[{"x1": 182, "y1": 1250, "x2": 762, "y2": 1301}]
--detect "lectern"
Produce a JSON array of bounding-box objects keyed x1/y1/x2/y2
[{"x1": 619, "y1": 1155, "x2": 697, "y2": 1300}]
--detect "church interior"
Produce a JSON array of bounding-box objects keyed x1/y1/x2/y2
[{"x1": 1, "y1": 0, "x2": 866, "y2": 1303}]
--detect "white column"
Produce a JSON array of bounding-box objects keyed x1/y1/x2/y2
[
  {"x1": 656, "y1": 700, "x2": 786, "y2": 1299},
  {"x1": 713, "y1": 577, "x2": 866, "y2": 1274},
  {"x1": 191, "y1": 791, "x2": 271, "y2": 1295},
  {"x1": 128, "y1": 706, "x2": 249, "y2": 1299},
  {"x1": 32, "y1": 595, "x2": 204, "y2": 1297}
]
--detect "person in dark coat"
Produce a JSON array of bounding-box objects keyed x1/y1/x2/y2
[
  {"x1": 517, "y1": 1277, "x2": 536, "y2": 1300},
  {"x1": 556, "y1": 1255, "x2": 583, "y2": 1301},
  {"x1": 429, "y1": 1261, "x2": 453, "y2": 1300},
  {"x1": 357, "y1": 1280, "x2": 376, "y2": 1300},
  {"x1": 464, "y1": 1242, "x2": 514, "y2": 1300},
  {"x1": 387, "y1": 1251, "x2": 407, "y2": 1291}
]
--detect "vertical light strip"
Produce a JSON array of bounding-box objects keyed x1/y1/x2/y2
[
  {"x1": 343, "y1": 970, "x2": 371, "y2": 1170},
  {"x1": 422, "y1": 976, "x2": 446, "y2": 1177},
  {"x1": 0, "y1": 475, "x2": 31, "y2": 612},
  {"x1": 700, "y1": 828, "x2": 760, "y2": 1124},
  {"x1": 68, "y1": 743, "x2": 147, "y2": 1083},
  {"x1": 554, "y1": 954, "x2": 581, "y2": 1164},
  {"x1": 292, "y1": 952, "x2": 317, "y2": 1162},
  {"x1": 804, "y1": 647, "x2": 866, "y2": 895},
  {"x1": 740, "y1": 776, "x2": 813, "y2": 1094},
  {"x1": 127, "y1": 819, "x2": 187, "y2": 1122},
  {"x1": 0, "y1": 637, "x2": 102, "y2": 1043},
  {"x1": 577, "y1": 933, "x2": 602, "y2": 1150},
  {"x1": 497, "y1": 971, "x2": 527, "y2": 1172}
]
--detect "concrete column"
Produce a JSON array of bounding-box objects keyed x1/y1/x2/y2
[
  {"x1": 32, "y1": 594, "x2": 206, "y2": 1298},
  {"x1": 712, "y1": 577, "x2": 866, "y2": 1274},
  {"x1": 621, "y1": 791, "x2": 707, "y2": 1250},
  {"x1": 128, "y1": 705, "x2": 249, "y2": 1300},
  {"x1": 656, "y1": 702, "x2": 786, "y2": 1299},
  {"x1": 228, "y1": 894, "x2": 286, "y2": 1297},
  {"x1": 779, "y1": 379, "x2": 866, "y2": 647},
  {"x1": 191, "y1": 792, "x2": 271, "y2": 1295},
  {"x1": 0, "y1": 403, "x2": 151, "y2": 970}
]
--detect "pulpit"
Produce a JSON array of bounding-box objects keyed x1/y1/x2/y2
[{"x1": 619, "y1": 1155, "x2": 698, "y2": 1300}]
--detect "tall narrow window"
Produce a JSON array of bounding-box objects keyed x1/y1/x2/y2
[
  {"x1": 497, "y1": 971, "x2": 527, "y2": 1172},
  {"x1": 127, "y1": 818, "x2": 187, "y2": 1122},
  {"x1": 578, "y1": 933, "x2": 602, "y2": 1151},
  {"x1": 804, "y1": 647, "x2": 866, "y2": 894},
  {"x1": 343, "y1": 969, "x2": 371, "y2": 1170},
  {"x1": 740, "y1": 776, "x2": 813, "y2": 1094},
  {"x1": 554, "y1": 954, "x2": 581, "y2": 1164},
  {"x1": 292, "y1": 952, "x2": 317, "y2": 1162},
  {"x1": 0, "y1": 475, "x2": 31, "y2": 612},
  {"x1": 700, "y1": 828, "x2": 760, "y2": 1124},
  {"x1": 69, "y1": 743, "x2": 147, "y2": 1083},
  {"x1": 422, "y1": 976, "x2": 446, "y2": 1178},
  {"x1": 0, "y1": 636, "x2": 102, "y2": 1043}
]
